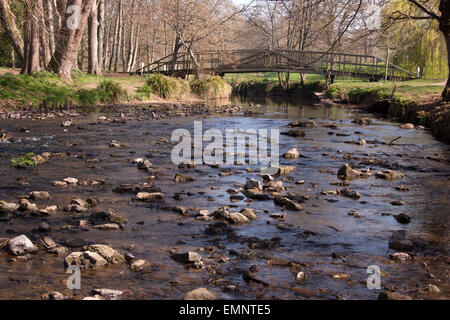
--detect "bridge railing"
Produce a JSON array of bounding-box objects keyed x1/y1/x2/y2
[{"x1": 138, "y1": 49, "x2": 418, "y2": 81}]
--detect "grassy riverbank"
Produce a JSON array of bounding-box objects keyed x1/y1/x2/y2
[
  {"x1": 325, "y1": 79, "x2": 449, "y2": 143},
  {"x1": 0, "y1": 69, "x2": 231, "y2": 109}
]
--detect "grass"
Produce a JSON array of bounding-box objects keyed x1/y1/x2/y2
[
  {"x1": 325, "y1": 79, "x2": 445, "y2": 103},
  {"x1": 145, "y1": 73, "x2": 190, "y2": 99},
  {"x1": 190, "y1": 76, "x2": 232, "y2": 99},
  {"x1": 0, "y1": 71, "x2": 131, "y2": 108}
]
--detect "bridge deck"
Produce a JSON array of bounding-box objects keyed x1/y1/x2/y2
[{"x1": 137, "y1": 49, "x2": 417, "y2": 81}]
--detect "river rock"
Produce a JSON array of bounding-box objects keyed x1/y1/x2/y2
[
  {"x1": 244, "y1": 178, "x2": 263, "y2": 191},
  {"x1": 173, "y1": 206, "x2": 187, "y2": 215},
  {"x1": 136, "y1": 192, "x2": 165, "y2": 201},
  {"x1": 39, "y1": 222, "x2": 51, "y2": 233},
  {"x1": 337, "y1": 164, "x2": 362, "y2": 180},
  {"x1": 289, "y1": 120, "x2": 316, "y2": 128},
  {"x1": 353, "y1": 117, "x2": 372, "y2": 126},
  {"x1": 137, "y1": 160, "x2": 152, "y2": 170},
  {"x1": 376, "y1": 170, "x2": 404, "y2": 180},
  {"x1": 48, "y1": 292, "x2": 65, "y2": 300},
  {"x1": 71, "y1": 198, "x2": 89, "y2": 208},
  {"x1": 130, "y1": 259, "x2": 149, "y2": 272},
  {"x1": 85, "y1": 244, "x2": 125, "y2": 264},
  {"x1": 394, "y1": 214, "x2": 411, "y2": 224},
  {"x1": 240, "y1": 208, "x2": 258, "y2": 220},
  {"x1": 224, "y1": 212, "x2": 250, "y2": 224},
  {"x1": 64, "y1": 204, "x2": 88, "y2": 213},
  {"x1": 281, "y1": 129, "x2": 305, "y2": 137},
  {"x1": 204, "y1": 222, "x2": 232, "y2": 235},
  {"x1": 243, "y1": 188, "x2": 271, "y2": 200},
  {"x1": 94, "y1": 223, "x2": 120, "y2": 231},
  {"x1": 171, "y1": 252, "x2": 202, "y2": 264},
  {"x1": 0, "y1": 200, "x2": 19, "y2": 213},
  {"x1": 339, "y1": 188, "x2": 362, "y2": 200},
  {"x1": 284, "y1": 148, "x2": 300, "y2": 159},
  {"x1": 184, "y1": 288, "x2": 216, "y2": 300},
  {"x1": 388, "y1": 230, "x2": 427, "y2": 252},
  {"x1": 40, "y1": 206, "x2": 58, "y2": 215},
  {"x1": 63, "y1": 177, "x2": 79, "y2": 185},
  {"x1": 400, "y1": 123, "x2": 415, "y2": 130},
  {"x1": 378, "y1": 291, "x2": 412, "y2": 300},
  {"x1": 7, "y1": 235, "x2": 37, "y2": 256},
  {"x1": 277, "y1": 166, "x2": 297, "y2": 176},
  {"x1": 64, "y1": 251, "x2": 108, "y2": 269},
  {"x1": 390, "y1": 252, "x2": 411, "y2": 263},
  {"x1": 18, "y1": 199, "x2": 38, "y2": 212},
  {"x1": 264, "y1": 180, "x2": 284, "y2": 192},
  {"x1": 109, "y1": 140, "x2": 121, "y2": 148},
  {"x1": 91, "y1": 209, "x2": 128, "y2": 224},
  {"x1": 62, "y1": 120, "x2": 74, "y2": 127},
  {"x1": 274, "y1": 196, "x2": 303, "y2": 211},
  {"x1": 425, "y1": 284, "x2": 440, "y2": 294},
  {"x1": 92, "y1": 289, "x2": 123, "y2": 299},
  {"x1": 175, "y1": 174, "x2": 196, "y2": 183},
  {"x1": 30, "y1": 191, "x2": 50, "y2": 201}
]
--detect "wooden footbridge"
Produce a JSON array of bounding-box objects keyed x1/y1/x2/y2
[{"x1": 137, "y1": 49, "x2": 418, "y2": 81}]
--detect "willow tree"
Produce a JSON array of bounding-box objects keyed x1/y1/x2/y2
[{"x1": 388, "y1": 0, "x2": 450, "y2": 101}]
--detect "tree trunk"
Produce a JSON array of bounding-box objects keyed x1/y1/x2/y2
[
  {"x1": 114, "y1": 0, "x2": 123, "y2": 72},
  {"x1": 47, "y1": 0, "x2": 57, "y2": 55},
  {"x1": 97, "y1": 0, "x2": 104, "y2": 70},
  {"x1": 48, "y1": 0, "x2": 96, "y2": 80},
  {"x1": 38, "y1": 0, "x2": 52, "y2": 68},
  {"x1": 0, "y1": 0, "x2": 24, "y2": 61},
  {"x1": 443, "y1": 34, "x2": 450, "y2": 101},
  {"x1": 439, "y1": 0, "x2": 450, "y2": 101},
  {"x1": 108, "y1": 1, "x2": 119, "y2": 71},
  {"x1": 88, "y1": 0, "x2": 101, "y2": 75},
  {"x1": 21, "y1": 1, "x2": 40, "y2": 75}
]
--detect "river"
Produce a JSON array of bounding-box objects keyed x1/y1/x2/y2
[{"x1": 0, "y1": 96, "x2": 448, "y2": 300}]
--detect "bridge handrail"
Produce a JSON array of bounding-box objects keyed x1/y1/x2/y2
[{"x1": 136, "y1": 49, "x2": 419, "y2": 80}]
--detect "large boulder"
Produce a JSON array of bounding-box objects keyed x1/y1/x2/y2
[{"x1": 7, "y1": 235, "x2": 37, "y2": 256}]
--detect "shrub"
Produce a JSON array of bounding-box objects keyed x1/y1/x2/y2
[
  {"x1": 145, "y1": 74, "x2": 189, "y2": 99},
  {"x1": 190, "y1": 76, "x2": 232, "y2": 99},
  {"x1": 76, "y1": 88, "x2": 99, "y2": 105},
  {"x1": 95, "y1": 80, "x2": 128, "y2": 103},
  {"x1": 136, "y1": 85, "x2": 153, "y2": 100}
]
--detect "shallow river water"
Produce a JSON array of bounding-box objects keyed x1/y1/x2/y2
[{"x1": 0, "y1": 96, "x2": 448, "y2": 300}]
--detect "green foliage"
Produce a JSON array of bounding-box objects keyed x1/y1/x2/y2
[
  {"x1": 145, "y1": 74, "x2": 189, "y2": 99},
  {"x1": 11, "y1": 153, "x2": 36, "y2": 168},
  {"x1": 190, "y1": 76, "x2": 232, "y2": 99},
  {"x1": 136, "y1": 85, "x2": 153, "y2": 100},
  {"x1": 76, "y1": 88, "x2": 99, "y2": 105},
  {"x1": 76, "y1": 80, "x2": 129, "y2": 105},
  {"x1": 95, "y1": 80, "x2": 129, "y2": 103},
  {"x1": 71, "y1": 69, "x2": 84, "y2": 80},
  {"x1": 0, "y1": 73, "x2": 74, "y2": 107}
]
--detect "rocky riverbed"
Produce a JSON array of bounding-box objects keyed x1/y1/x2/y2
[{"x1": 0, "y1": 97, "x2": 448, "y2": 300}]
